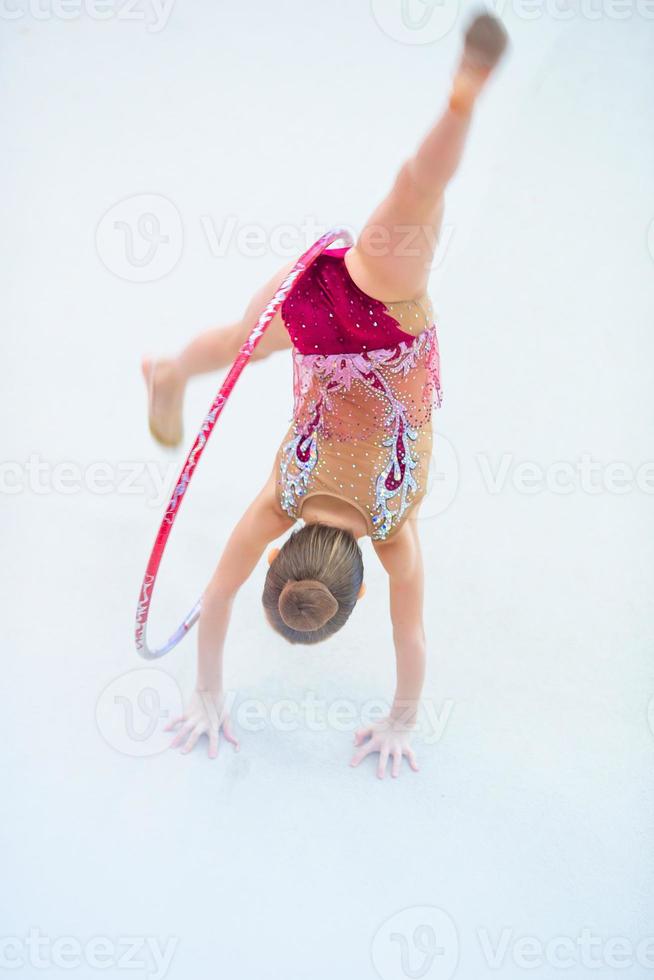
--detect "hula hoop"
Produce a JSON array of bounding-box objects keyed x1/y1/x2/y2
[{"x1": 135, "y1": 227, "x2": 354, "y2": 659}]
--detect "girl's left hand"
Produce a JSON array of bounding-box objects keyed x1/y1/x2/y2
[
  {"x1": 350, "y1": 719, "x2": 419, "y2": 779},
  {"x1": 165, "y1": 689, "x2": 239, "y2": 758}
]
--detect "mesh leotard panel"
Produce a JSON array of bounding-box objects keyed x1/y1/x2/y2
[{"x1": 276, "y1": 249, "x2": 442, "y2": 540}]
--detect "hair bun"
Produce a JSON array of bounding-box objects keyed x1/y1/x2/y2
[{"x1": 278, "y1": 579, "x2": 339, "y2": 632}]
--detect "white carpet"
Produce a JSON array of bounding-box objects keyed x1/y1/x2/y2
[{"x1": 2, "y1": 1, "x2": 653, "y2": 977}]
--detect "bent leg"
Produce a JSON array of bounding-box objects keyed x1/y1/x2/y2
[
  {"x1": 143, "y1": 261, "x2": 294, "y2": 447},
  {"x1": 346, "y1": 12, "x2": 508, "y2": 302},
  {"x1": 176, "y1": 260, "x2": 295, "y2": 378}
]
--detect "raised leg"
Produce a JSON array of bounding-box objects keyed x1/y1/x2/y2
[{"x1": 346, "y1": 12, "x2": 508, "y2": 302}]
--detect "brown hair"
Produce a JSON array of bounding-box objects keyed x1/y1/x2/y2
[{"x1": 262, "y1": 522, "x2": 364, "y2": 645}]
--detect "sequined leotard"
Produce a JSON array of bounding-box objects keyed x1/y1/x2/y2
[{"x1": 276, "y1": 247, "x2": 442, "y2": 541}]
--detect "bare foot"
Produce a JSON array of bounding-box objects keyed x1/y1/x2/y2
[
  {"x1": 141, "y1": 357, "x2": 185, "y2": 448},
  {"x1": 450, "y1": 12, "x2": 508, "y2": 114}
]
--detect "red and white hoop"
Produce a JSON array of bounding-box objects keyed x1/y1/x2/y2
[{"x1": 135, "y1": 228, "x2": 354, "y2": 659}]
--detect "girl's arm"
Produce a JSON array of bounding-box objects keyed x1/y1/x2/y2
[
  {"x1": 380, "y1": 520, "x2": 426, "y2": 728},
  {"x1": 350, "y1": 521, "x2": 426, "y2": 778},
  {"x1": 167, "y1": 473, "x2": 293, "y2": 756},
  {"x1": 197, "y1": 474, "x2": 292, "y2": 690}
]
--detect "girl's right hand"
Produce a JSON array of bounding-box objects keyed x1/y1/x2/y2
[{"x1": 165, "y1": 689, "x2": 239, "y2": 758}]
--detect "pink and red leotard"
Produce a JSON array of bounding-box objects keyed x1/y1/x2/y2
[{"x1": 276, "y1": 247, "x2": 442, "y2": 541}]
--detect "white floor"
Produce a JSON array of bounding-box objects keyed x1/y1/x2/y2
[{"x1": 3, "y1": 2, "x2": 654, "y2": 978}]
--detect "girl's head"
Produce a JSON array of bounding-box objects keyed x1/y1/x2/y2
[{"x1": 262, "y1": 522, "x2": 364, "y2": 644}]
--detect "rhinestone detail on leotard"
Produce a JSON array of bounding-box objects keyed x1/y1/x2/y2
[
  {"x1": 278, "y1": 327, "x2": 441, "y2": 540},
  {"x1": 275, "y1": 249, "x2": 442, "y2": 540}
]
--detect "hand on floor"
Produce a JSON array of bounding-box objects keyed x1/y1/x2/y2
[
  {"x1": 350, "y1": 718, "x2": 419, "y2": 779},
  {"x1": 165, "y1": 689, "x2": 239, "y2": 758}
]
